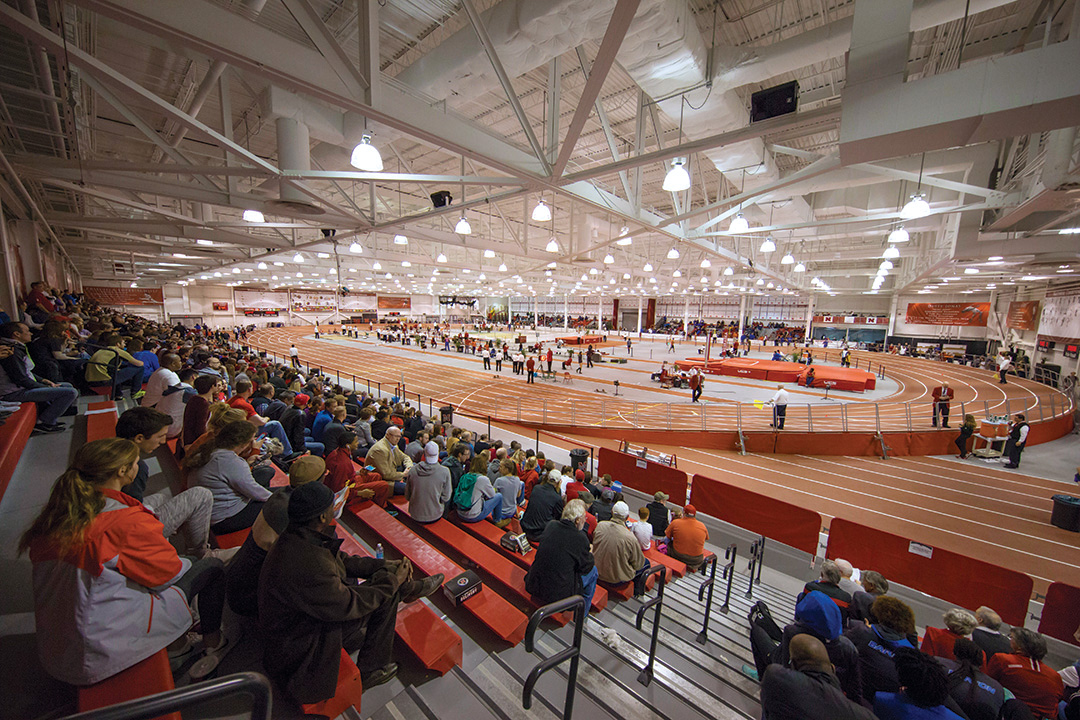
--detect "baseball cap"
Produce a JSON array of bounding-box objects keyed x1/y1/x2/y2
[
  {"x1": 289, "y1": 456, "x2": 325, "y2": 486},
  {"x1": 293, "y1": 393, "x2": 310, "y2": 407},
  {"x1": 601, "y1": 488, "x2": 614, "y2": 501},
  {"x1": 611, "y1": 501, "x2": 630, "y2": 518},
  {"x1": 575, "y1": 469, "x2": 585, "y2": 481},
  {"x1": 578, "y1": 490, "x2": 594, "y2": 505},
  {"x1": 424, "y1": 441, "x2": 439, "y2": 463},
  {"x1": 288, "y1": 482, "x2": 334, "y2": 523},
  {"x1": 654, "y1": 491, "x2": 669, "y2": 502},
  {"x1": 683, "y1": 504, "x2": 696, "y2": 516}
]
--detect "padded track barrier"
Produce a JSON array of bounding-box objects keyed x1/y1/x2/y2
[
  {"x1": 689, "y1": 473, "x2": 822, "y2": 556},
  {"x1": 826, "y1": 518, "x2": 1033, "y2": 626},
  {"x1": 598, "y1": 447, "x2": 689, "y2": 505},
  {"x1": 1038, "y1": 582, "x2": 1080, "y2": 647}
]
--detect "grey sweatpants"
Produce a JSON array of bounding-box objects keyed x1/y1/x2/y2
[{"x1": 144, "y1": 486, "x2": 214, "y2": 558}]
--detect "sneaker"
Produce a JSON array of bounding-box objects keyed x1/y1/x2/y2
[
  {"x1": 361, "y1": 662, "x2": 398, "y2": 688},
  {"x1": 400, "y1": 573, "x2": 444, "y2": 603},
  {"x1": 34, "y1": 422, "x2": 65, "y2": 434},
  {"x1": 133, "y1": 390, "x2": 146, "y2": 401},
  {"x1": 203, "y1": 546, "x2": 239, "y2": 563}
]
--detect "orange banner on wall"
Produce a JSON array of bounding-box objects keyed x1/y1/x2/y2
[
  {"x1": 377, "y1": 296, "x2": 411, "y2": 310},
  {"x1": 905, "y1": 302, "x2": 990, "y2": 327},
  {"x1": 1006, "y1": 300, "x2": 1040, "y2": 330},
  {"x1": 84, "y1": 286, "x2": 164, "y2": 305}
]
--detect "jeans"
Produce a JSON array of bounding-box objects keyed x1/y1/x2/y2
[
  {"x1": 3, "y1": 382, "x2": 78, "y2": 424},
  {"x1": 258, "y1": 420, "x2": 292, "y2": 455},
  {"x1": 691, "y1": 385, "x2": 702, "y2": 402},
  {"x1": 580, "y1": 565, "x2": 599, "y2": 611},
  {"x1": 144, "y1": 487, "x2": 213, "y2": 557},
  {"x1": 460, "y1": 492, "x2": 504, "y2": 523},
  {"x1": 114, "y1": 364, "x2": 143, "y2": 397},
  {"x1": 173, "y1": 557, "x2": 226, "y2": 636},
  {"x1": 304, "y1": 439, "x2": 325, "y2": 456}
]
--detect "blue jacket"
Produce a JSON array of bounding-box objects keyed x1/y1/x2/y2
[
  {"x1": 311, "y1": 410, "x2": 333, "y2": 442},
  {"x1": 873, "y1": 692, "x2": 966, "y2": 720}
]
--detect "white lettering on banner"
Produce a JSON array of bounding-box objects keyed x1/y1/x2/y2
[
  {"x1": 908, "y1": 541, "x2": 934, "y2": 559},
  {"x1": 636, "y1": 459, "x2": 647, "y2": 469}
]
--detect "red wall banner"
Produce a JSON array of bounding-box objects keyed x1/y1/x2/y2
[
  {"x1": 905, "y1": 302, "x2": 991, "y2": 327},
  {"x1": 597, "y1": 447, "x2": 689, "y2": 505},
  {"x1": 1005, "y1": 301, "x2": 1040, "y2": 330},
  {"x1": 84, "y1": 286, "x2": 164, "y2": 305},
  {"x1": 377, "y1": 296, "x2": 411, "y2": 310},
  {"x1": 689, "y1": 473, "x2": 822, "y2": 556},
  {"x1": 826, "y1": 518, "x2": 1033, "y2": 625}
]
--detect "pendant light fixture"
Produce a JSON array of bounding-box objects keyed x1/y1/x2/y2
[
  {"x1": 393, "y1": 234, "x2": 408, "y2": 245},
  {"x1": 454, "y1": 156, "x2": 471, "y2": 234},
  {"x1": 781, "y1": 252, "x2": 795, "y2": 265},
  {"x1": 667, "y1": 247, "x2": 680, "y2": 260},
  {"x1": 760, "y1": 237, "x2": 776, "y2": 253},
  {"x1": 603, "y1": 253, "x2": 615, "y2": 264},
  {"x1": 349, "y1": 133, "x2": 383, "y2": 172},
  {"x1": 900, "y1": 153, "x2": 931, "y2": 219},
  {"x1": 700, "y1": 258, "x2": 711, "y2": 268},
  {"x1": 349, "y1": 241, "x2": 363, "y2": 254},
  {"x1": 888, "y1": 226, "x2": 910, "y2": 243},
  {"x1": 257, "y1": 261, "x2": 267, "y2": 270},
  {"x1": 531, "y1": 197, "x2": 552, "y2": 222},
  {"x1": 729, "y1": 213, "x2": 749, "y2": 233},
  {"x1": 723, "y1": 266, "x2": 734, "y2": 276},
  {"x1": 793, "y1": 262, "x2": 806, "y2": 272},
  {"x1": 643, "y1": 261, "x2": 654, "y2": 272},
  {"x1": 499, "y1": 263, "x2": 507, "y2": 272},
  {"x1": 882, "y1": 245, "x2": 900, "y2": 259},
  {"x1": 483, "y1": 249, "x2": 495, "y2": 258},
  {"x1": 663, "y1": 98, "x2": 692, "y2": 193},
  {"x1": 293, "y1": 252, "x2": 304, "y2": 263}
]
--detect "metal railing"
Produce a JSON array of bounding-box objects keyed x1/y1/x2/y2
[
  {"x1": 634, "y1": 563, "x2": 669, "y2": 687},
  {"x1": 523, "y1": 595, "x2": 588, "y2": 720},
  {"x1": 59, "y1": 672, "x2": 272, "y2": 720},
  {"x1": 695, "y1": 547, "x2": 731, "y2": 645},
  {"x1": 745, "y1": 536, "x2": 766, "y2": 599}
]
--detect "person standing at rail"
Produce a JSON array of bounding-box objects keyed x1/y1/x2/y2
[
  {"x1": 689, "y1": 368, "x2": 703, "y2": 403},
  {"x1": 768, "y1": 384, "x2": 789, "y2": 429},
  {"x1": 997, "y1": 353, "x2": 1011, "y2": 384},
  {"x1": 289, "y1": 343, "x2": 299, "y2": 368},
  {"x1": 932, "y1": 381, "x2": 954, "y2": 428},
  {"x1": 1001, "y1": 414, "x2": 1029, "y2": 469}
]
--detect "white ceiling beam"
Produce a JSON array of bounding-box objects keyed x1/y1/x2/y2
[
  {"x1": 574, "y1": 45, "x2": 632, "y2": 202},
  {"x1": 278, "y1": 0, "x2": 368, "y2": 101}
]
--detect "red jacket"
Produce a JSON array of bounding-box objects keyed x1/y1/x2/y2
[
  {"x1": 920, "y1": 626, "x2": 982, "y2": 663},
  {"x1": 986, "y1": 652, "x2": 1064, "y2": 719},
  {"x1": 931, "y1": 386, "x2": 954, "y2": 405}
]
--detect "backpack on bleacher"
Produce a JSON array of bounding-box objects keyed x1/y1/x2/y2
[{"x1": 453, "y1": 472, "x2": 480, "y2": 513}]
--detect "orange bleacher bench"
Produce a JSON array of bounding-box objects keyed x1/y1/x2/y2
[
  {"x1": 333, "y1": 524, "x2": 462, "y2": 675},
  {"x1": 0, "y1": 403, "x2": 37, "y2": 506},
  {"x1": 77, "y1": 649, "x2": 180, "y2": 720},
  {"x1": 84, "y1": 402, "x2": 118, "y2": 442},
  {"x1": 351, "y1": 502, "x2": 528, "y2": 645},
  {"x1": 300, "y1": 648, "x2": 362, "y2": 718}
]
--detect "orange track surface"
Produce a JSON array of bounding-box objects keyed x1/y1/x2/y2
[{"x1": 247, "y1": 326, "x2": 1080, "y2": 594}]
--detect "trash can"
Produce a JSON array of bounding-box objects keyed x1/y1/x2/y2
[
  {"x1": 569, "y1": 448, "x2": 589, "y2": 473},
  {"x1": 440, "y1": 405, "x2": 454, "y2": 425},
  {"x1": 1051, "y1": 494, "x2": 1080, "y2": 532}
]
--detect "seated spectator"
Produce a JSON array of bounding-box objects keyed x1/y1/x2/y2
[
  {"x1": 986, "y1": 627, "x2": 1065, "y2": 720},
  {"x1": 799, "y1": 560, "x2": 852, "y2": 614},
  {"x1": 834, "y1": 558, "x2": 860, "y2": 596},
  {"x1": 263, "y1": 390, "x2": 291, "y2": 422},
  {"x1": 324, "y1": 431, "x2": 389, "y2": 507},
  {"x1": 321, "y1": 405, "x2": 351, "y2": 454},
  {"x1": 520, "y1": 472, "x2": 565, "y2": 543},
  {"x1": 593, "y1": 501, "x2": 650, "y2": 596},
  {"x1": 258, "y1": 482, "x2": 443, "y2": 700},
  {"x1": 183, "y1": 375, "x2": 221, "y2": 448},
  {"x1": 940, "y1": 638, "x2": 1007, "y2": 720},
  {"x1": 665, "y1": 503, "x2": 709, "y2": 571},
  {"x1": 227, "y1": 378, "x2": 293, "y2": 456},
  {"x1": 845, "y1": 595, "x2": 919, "y2": 703},
  {"x1": 404, "y1": 430, "x2": 429, "y2": 464},
  {"x1": 454, "y1": 455, "x2": 505, "y2": 524},
  {"x1": 486, "y1": 447, "x2": 506, "y2": 481},
  {"x1": 0, "y1": 321, "x2": 79, "y2": 433},
  {"x1": 922, "y1": 608, "x2": 982, "y2": 662},
  {"x1": 29, "y1": 318, "x2": 85, "y2": 384},
  {"x1": 405, "y1": 441, "x2": 453, "y2": 523},
  {"x1": 249, "y1": 383, "x2": 274, "y2": 415},
  {"x1": 577, "y1": 490, "x2": 599, "y2": 539},
  {"x1": 759, "y1": 634, "x2": 877, "y2": 720},
  {"x1": 282, "y1": 394, "x2": 323, "y2": 456},
  {"x1": 849, "y1": 570, "x2": 889, "y2": 623},
  {"x1": 564, "y1": 469, "x2": 587, "y2": 501},
  {"x1": 310, "y1": 398, "x2": 335, "y2": 443},
  {"x1": 493, "y1": 459, "x2": 523, "y2": 518},
  {"x1": 187, "y1": 421, "x2": 272, "y2": 535},
  {"x1": 519, "y1": 456, "x2": 540, "y2": 499},
  {"x1": 86, "y1": 332, "x2": 144, "y2": 400},
  {"x1": 645, "y1": 491, "x2": 670, "y2": 536},
  {"x1": 628, "y1": 507, "x2": 652, "y2": 550},
  {"x1": 226, "y1": 456, "x2": 325, "y2": 617},
  {"x1": 366, "y1": 425, "x2": 411, "y2": 493},
  {"x1": 873, "y1": 647, "x2": 966, "y2": 719},
  {"x1": 19, "y1": 438, "x2": 226, "y2": 685},
  {"x1": 750, "y1": 590, "x2": 863, "y2": 701},
  {"x1": 370, "y1": 409, "x2": 390, "y2": 440},
  {"x1": 524, "y1": 499, "x2": 597, "y2": 612},
  {"x1": 971, "y1": 606, "x2": 1013, "y2": 657},
  {"x1": 141, "y1": 353, "x2": 183, "y2": 409},
  {"x1": 590, "y1": 487, "x2": 615, "y2": 522},
  {"x1": 441, "y1": 441, "x2": 470, "y2": 494}
]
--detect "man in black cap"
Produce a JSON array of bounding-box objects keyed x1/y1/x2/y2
[{"x1": 258, "y1": 482, "x2": 443, "y2": 703}]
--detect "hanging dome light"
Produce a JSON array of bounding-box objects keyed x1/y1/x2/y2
[
  {"x1": 349, "y1": 133, "x2": 384, "y2": 171},
  {"x1": 879, "y1": 259, "x2": 894, "y2": 270},
  {"x1": 673, "y1": 270, "x2": 682, "y2": 278},
  {"x1": 667, "y1": 247, "x2": 680, "y2": 260},
  {"x1": 479, "y1": 273, "x2": 486, "y2": 280},
  {"x1": 603, "y1": 253, "x2": 615, "y2": 264},
  {"x1": 616, "y1": 235, "x2": 632, "y2": 246},
  {"x1": 756, "y1": 278, "x2": 765, "y2": 286},
  {"x1": 900, "y1": 193, "x2": 931, "y2": 219},
  {"x1": 436, "y1": 253, "x2": 447, "y2": 263},
  {"x1": 876, "y1": 267, "x2": 889, "y2": 277},
  {"x1": 780, "y1": 252, "x2": 795, "y2": 265},
  {"x1": 811, "y1": 276, "x2": 820, "y2": 285},
  {"x1": 581, "y1": 274, "x2": 588, "y2": 281},
  {"x1": 454, "y1": 215, "x2": 472, "y2": 235},
  {"x1": 766, "y1": 282, "x2": 774, "y2": 289},
  {"x1": 643, "y1": 262, "x2": 654, "y2": 272},
  {"x1": 723, "y1": 266, "x2": 734, "y2": 276},
  {"x1": 293, "y1": 252, "x2": 304, "y2": 263},
  {"x1": 888, "y1": 226, "x2": 910, "y2": 243},
  {"x1": 662, "y1": 159, "x2": 691, "y2": 192},
  {"x1": 729, "y1": 213, "x2": 749, "y2": 234},
  {"x1": 623, "y1": 272, "x2": 631, "y2": 279},
  {"x1": 257, "y1": 261, "x2": 267, "y2": 270},
  {"x1": 543, "y1": 238, "x2": 560, "y2": 253},
  {"x1": 242, "y1": 209, "x2": 264, "y2": 223},
  {"x1": 531, "y1": 199, "x2": 552, "y2": 222},
  {"x1": 483, "y1": 249, "x2": 495, "y2": 258},
  {"x1": 760, "y1": 237, "x2": 776, "y2": 253},
  {"x1": 401, "y1": 260, "x2": 411, "y2": 267},
  {"x1": 232, "y1": 267, "x2": 241, "y2": 274},
  {"x1": 793, "y1": 262, "x2": 806, "y2": 272},
  {"x1": 393, "y1": 234, "x2": 408, "y2": 245},
  {"x1": 882, "y1": 245, "x2": 900, "y2": 260},
  {"x1": 700, "y1": 258, "x2": 711, "y2": 268},
  {"x1": 348, "y1": 241, "x2": 363, "y2": 254},
  {"x1": 372, "y1": 261, "x2": 382, "y2": 270},
  {"x1": 589, "y1": 267, "x2": 599, "y2": 275}
]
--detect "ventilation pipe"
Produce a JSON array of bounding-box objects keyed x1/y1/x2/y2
[
  {"x1": 272, "y1": 116, "x2": 324, "y2": 216},
  {"x1": 1041, "y1": 126, "x2": 1079, "y2": 190}
]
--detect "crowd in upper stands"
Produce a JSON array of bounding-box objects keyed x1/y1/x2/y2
[{"x1": 752, "y1": 559, "x2": 1080, "y2": 720}]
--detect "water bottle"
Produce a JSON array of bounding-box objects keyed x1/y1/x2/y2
[{"x1": 375, "y1": 543, "x2": 384, "y2": 560}]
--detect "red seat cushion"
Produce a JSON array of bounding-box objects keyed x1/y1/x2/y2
[
  {"x1": 78, "y1": 649, "x2": 179, "y2": 720},
  {"x1": 212, "y1": 527, "x2": 251, "y2": 549},
  {"x1": 300, "y1": 649, "x2": 362, "y2": 717}
]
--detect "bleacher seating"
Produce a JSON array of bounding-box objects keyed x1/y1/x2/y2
[
  {"x1": 77, "y1": 649, "x2": 179, "y2": 720},
  {"x1": 0, "y1": 403, "x2": 37, "y2": 505},
  {"x1": 298, "y1": 648, "x2": 362, "y2": 718}
]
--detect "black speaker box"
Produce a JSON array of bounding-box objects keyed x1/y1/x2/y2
[
  {"x1": 750, "y1": 81, "x2": 799, "y2": 123},
  {"x1": 430, "y1": 190, "x2": 453, "y2": 208}
]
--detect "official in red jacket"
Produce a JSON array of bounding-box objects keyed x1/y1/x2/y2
[{"x1": 932, "y1": 381, "x2": 955, "y2": 428}]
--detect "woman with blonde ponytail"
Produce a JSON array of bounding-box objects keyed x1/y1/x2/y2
[{"x1": 20, "y1": 438, "x2": 227, "y2": 685}]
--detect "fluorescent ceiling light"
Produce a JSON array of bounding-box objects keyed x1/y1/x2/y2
[
  {"x1": 317, "y1": 252, "x2": 330, "y2": 259},
  {"x1": 964, "y1": 267, "x2": 980, "y2": 274},
  {"x1": 616, "y1": 236, "x2": 632, "y2": 246},
  {"x1": 349, "y1": 133, "x2": 383, "y2": 172},
  {"x1": 662, "y1": 159, "x2": 691, "y2": 192}
]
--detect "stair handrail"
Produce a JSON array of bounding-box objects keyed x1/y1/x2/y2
[
  {"x1": 523, "y1": 595, "x2": 587, "y2": 718},
  {"x1": 697, "y1": 543, "x2": 736, "y2": 644},
  {"x1": 58, "y1": 672, "x2": 272, "y2": 720},
  {"x1": 634, "y1": 563, "x2": 669, "y2": 687}
]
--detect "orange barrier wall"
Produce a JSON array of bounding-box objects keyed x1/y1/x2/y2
[
  {"x1": 826, "y1": 518, "x2": 1033, "y2": 626},
  {"x1": 689, "y1": 473, "x2": 822, "y2": 556},
  {"x1": 1038, "y1": 582, "x2": 1080, "y2": 647},
  {"x1": 598, "y1": 447, "x2": 689, "y2": 505}
]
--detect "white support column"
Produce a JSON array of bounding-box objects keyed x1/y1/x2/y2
[
  {"x1": 636, "y1": 295, "x2": 643, "y2": 334},
  {"x1": 683, "y1": 296, "x2": 690, "y2": 338},
  {"x1": 597, "y1": 296, "x2": 603, "y2": 332},
  {"x1": 563, "y1": 293, "x2": 568, "y2": 330},
  {"x1": 533, "y1": 295, "x2": 538, "y2": 327},
  {"x1": 887, "y1": 293, "x2": 900, "y2": 337},
  {"x1": 805, "y1": 295, "x2": 815, "y2": 341},
  {"x1": 737, "y1": 294, "x2": 746, "y2": 349}
]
